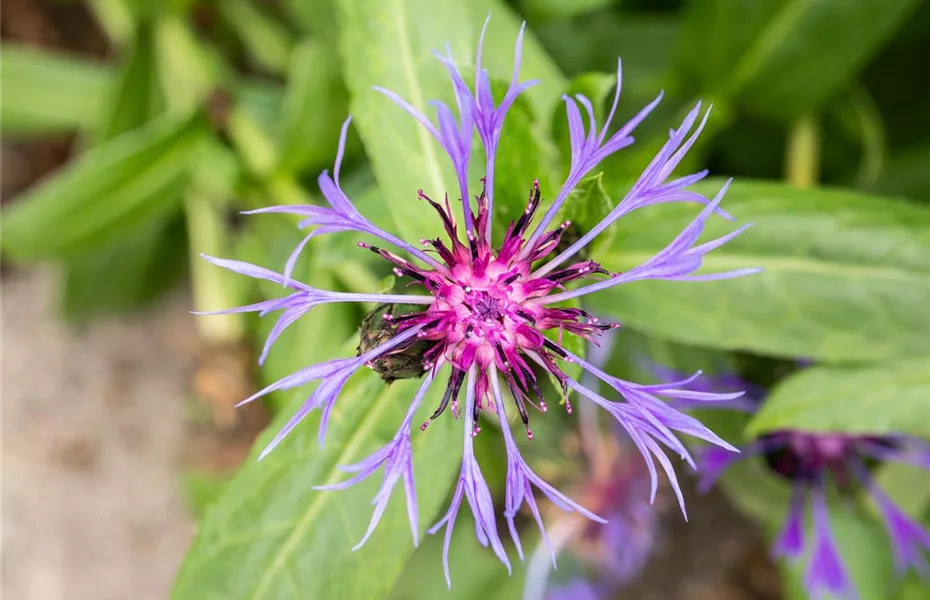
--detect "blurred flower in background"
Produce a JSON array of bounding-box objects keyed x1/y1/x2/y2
[
  {"x1": 541, "y1": 438, "x2": 660, "y2": 600},
  {"x1": 696, "y1": 372, "x2": 930, "y2": 599}
]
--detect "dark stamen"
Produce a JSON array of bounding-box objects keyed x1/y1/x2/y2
[
  {"x1": 542, "y1": 339, "x2": 568, "y2": 358},
  {"x1": 522, "y1": 365, "x2": 546, "y2": 412},
  {"x1": 418, "y1": 190, "x2": 457, "y2": 241},
  {"x1": 494, "y1": 342, "x2": 510, "y2": 368},
  {"x1": 421, "y1": 368, "x2": 465, "y2": 430},
  {"x1": 514, "y1": 308, "x2": 537, "y2": 325},
  {"x1": 506, "y1": 378, "x2": 533, "y2": 439},
  {"x1": 530, "y1": 221, "x2": 570, "y2": 260},
  {"x1": 513, "y1": 180, "x2": 541, "y2": 237},
  {"x1": 500, "y1": 271, "x2": 521, "y2": 286}
]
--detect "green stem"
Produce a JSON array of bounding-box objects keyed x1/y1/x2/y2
[
  {"x1": 850, "y1": 88, "x2": 885, "y2": 189},
  {"x1": 227, "y1": 107, "x2": 279, "y2": 179},
  {"x1": 88, "y1": 0, "x2": 134, "y2": 46},
  {"x1": 784, "y1": 114, "x2": 821, "y2": 188},
  {"x1": 185, "y1": 192, "x2": 245, "y2": 343}
]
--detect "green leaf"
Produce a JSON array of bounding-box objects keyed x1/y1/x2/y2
[
  {"x1": 277, "y1": 38, "x2": 353, "y2": 175},
  {"x1": 171, "y1": 367, "x2": 460, "y2": 599},
  {"x1": 60, "y1": 21, "x2": 188, "y2": 318},
  {"x1": 336, "y1": 0, "x2": 564, "y2": 243},
  {"x1": 873, "y1": 461, "x2": 930, "y2": 521},
  {"x1": 677, "y1": 0, "x2": 924, "y2": 119},
  {"x1": 218, "y1": 0, "x2": 293, "y2": 76},
  {"x1": 88, "y1": 0, "x2": 135, "y2": 45},
  {"x1": 1, "y1": 113, "x2": 208, "y2": 261},
  {"x1": 746, "y1": 358, "x2": 930, "y2": 438},
  {"x1": 181, "y1": 469, "x2": 231, "y2": 521},
  {"x1": 487, "y1": 78, "x2": 558, "y2": 236},
  {"x1": 153, "y1": 16, "x2": 221, "y2": 115},
  {"x1": 0, "y1": 43, "x2": 113, "y2": 135},
  {"x1": 591, "y1": 179, "x2": 930, "y2": 362},
  {"x1": 895, "y1": 572, "x2": 930, "y2": 600},
  {"x1": 876, "y1": 144, "x2": 930, "y2": 202},
  {"x1": 282, "y1": 0, "x2": 337, "y2": 38},
  {"x1": 95, "y1": 24, "x2": 163, "y2": 142},
  {"x1": 227, "y1": 106, "x2": 279, "y2": 179},
  {"x1": 537, "y1": 12, "x2": 679, "y2": 87},
  {"x1": 563, "y1": 172, "x2": 615, "y2": 250},
  {"x1": 389, "y1": 512, "x2": 529, "y2": 599},
  {"x1": 515, "y1": 0, "x2": 617, "y2": 24},
  {"x1": 236, "y1": 80, "x2": 285, "y2": 135},
  {"x1": 60, "y1": 216, "x2": 188, "y2": 319}
]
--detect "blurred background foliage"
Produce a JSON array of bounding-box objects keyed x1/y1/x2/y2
[{"x1": 2, "y1": 0, "x2": 929, "y2": 599}]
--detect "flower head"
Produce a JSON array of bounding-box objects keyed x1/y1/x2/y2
[
  {"x1": 700, "y1": 418, "x2": 930, "y2": 598},
  {"x1": 200, "y1": 18, "x2": 756, "y2": 585}
]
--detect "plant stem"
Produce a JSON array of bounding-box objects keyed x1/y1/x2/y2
[
  {"x1": 185, "y1": 192, "x2": 245, "y2": 343},
  {"x1": 784, "y1": 114, "x2": 820, "y2": 188}
]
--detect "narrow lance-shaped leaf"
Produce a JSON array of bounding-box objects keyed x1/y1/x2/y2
[
  {"x1": 592, "y1": 179, "x2": 930, "y2": 363},
  {"x1": 61, "y1": 217, "x2": 188, "y2": 320},
  {"x1": 94, "y1": 22, "x2": 163, "y2": 143},
  {"x1": 0, "y1": 43, "x2": 113, "y2": 135},
  {"x1": 153, "y1": 15, "x2": 221, "y2": 116},
  {"x1": 60, "y1": 20, "x2": 186, "y2": 319},
  {"x1": 218, "y1": 0, "x2": 293, "y2": 76},
  {"x1": 1, "y1": 113, "x2": 208, "y2": 261},
  {"x1": 277, "y1": 38, "x2": 354, "y2": 175}
]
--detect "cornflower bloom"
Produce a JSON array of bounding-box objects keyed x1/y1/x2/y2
[
  {"x1": 199, "y1": 17, "x2": 756, "y2": 585},
  {"x1": 701, "y1": 425, "x2": 930, "y2": 598}
]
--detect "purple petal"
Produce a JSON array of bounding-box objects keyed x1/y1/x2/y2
[
  {"x1": 773, "y1": 486, "x2": 807, "y2": 559},
  {"x1": 854, "y1": 459, "x2": 930, "y2": 576},
  {"x1": 429, "y1": 368, "x2": 511, "y2": 586},
  {"x1": 258, "y1": 305, "x2": 308, "y2": 366},
  {"x1": 696, "y1": 445, "x2": 750, "y2": 494},
  {"x1": 876, "y1": 494, "x2": 930, "y2": 576},
  {"x1": 314, "y1": 371, "x2": 438, "y2": 551},
  {"x1": 805, "y1": 488, "x2": 853, "y2": 598},
  {"x1": 200, "y1": 254, "x2": 312, "y2": 292}
]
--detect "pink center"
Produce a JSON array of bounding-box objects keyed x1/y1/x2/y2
[{"x1": 365, "y1": 180, "x2": 619, "y2": 433}]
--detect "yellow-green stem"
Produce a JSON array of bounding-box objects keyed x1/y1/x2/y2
[
  {"x1": 784, "y1": 114, "x2": 821, "y2": 188},
  {"x1": 185, "y1": 193, "x2": 245, "y2": 343}
]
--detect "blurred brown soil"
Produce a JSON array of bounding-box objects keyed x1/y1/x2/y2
[
  {"x1": 1, "y1": 270, "x2": 198, "y2": 600},
  {"x1": 622, "y1": 482, "x2": 782, "y2": 600}
]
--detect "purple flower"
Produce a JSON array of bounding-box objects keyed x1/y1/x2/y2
[
  {"x1": 199, "y1": 18, "x2": 756, "y2": 585},
  {"x1": 570, "y1": 443, "x2": 659, "y2": 591},
  {"x1": 701, "y1": 431, "x2": 930, "y2": 598}
]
